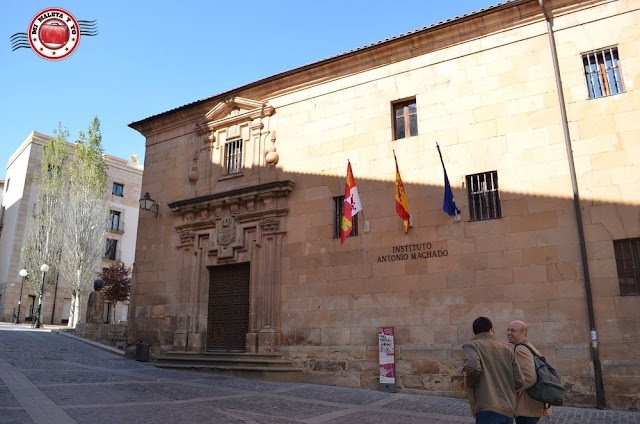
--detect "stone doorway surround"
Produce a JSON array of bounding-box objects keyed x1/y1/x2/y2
[{"x1": 168, "y1": 180, "x2": 294, "y2": 354}]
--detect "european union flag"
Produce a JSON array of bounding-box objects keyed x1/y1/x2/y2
[
  {"x1": 437, "y1": 144, "x2": 461, "y2": 218},
  {"x1": 442, "y1": 169, "x2": 460, "y2": 217}
]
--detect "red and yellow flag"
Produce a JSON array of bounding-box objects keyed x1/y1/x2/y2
[
  {"x1": 340, "y1": 161, "x2": 363, "y2": 244},
  {"x1": 394, "y1": 152, "x2": 410, "y2": 234}
]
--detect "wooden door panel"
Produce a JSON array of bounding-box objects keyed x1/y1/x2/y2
[{"x1": 207, "y1": 263, "x2": 249, "y2": 351}]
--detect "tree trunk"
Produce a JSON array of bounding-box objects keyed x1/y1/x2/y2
[
  {"x1": 112, "y1": 301, "x2": 118, "y2": 324},
  {"x1": 67, "y1": 296, "x2": 76, "y2": 328},
  {"x1": 70, "y1": 293, "x2": 81, "y2": 328}
]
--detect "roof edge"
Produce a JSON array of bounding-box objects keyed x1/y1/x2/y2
[{"x1": 129, "y1": 0, "x2": 531, "y2": 133}]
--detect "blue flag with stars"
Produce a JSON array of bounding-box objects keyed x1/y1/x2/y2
[{"x1": 437, "y1": 144, "x2": 461, "y2": 217}]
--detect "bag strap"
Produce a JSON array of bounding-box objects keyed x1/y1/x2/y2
[
  {"x1": 514, "y1": 342, "x2": 538, "y2": 357},
  {"x1": 515, "y1": 343, "x2": 552, "y2": 409}
]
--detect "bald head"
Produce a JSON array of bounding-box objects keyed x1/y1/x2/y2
[{"x1": 507, "y1": 320, "x2": 528, "y2": 345}]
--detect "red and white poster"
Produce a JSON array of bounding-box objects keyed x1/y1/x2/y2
[{"x1": 378, "y1": 327, "x2": 395, "y2": 384}]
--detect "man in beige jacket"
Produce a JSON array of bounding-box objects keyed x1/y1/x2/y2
[
  {"x1": 507, "y1": 320, "x2": 552, "y2": 424},
  {"x1": 463, "y1": 317, "x2": 524, "y2": 424}
]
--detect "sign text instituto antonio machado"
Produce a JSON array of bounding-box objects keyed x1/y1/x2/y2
[{"x1": 377, "y1": 242, "x2": 448, "y2": 263}]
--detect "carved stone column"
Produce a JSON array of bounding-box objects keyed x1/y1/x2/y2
[
  {"x1": 172, "y1": 229, "x2": 196, "y2": 351},
  {"x1": 256, "y1": 217, "x2": 284, "y2": 352}
]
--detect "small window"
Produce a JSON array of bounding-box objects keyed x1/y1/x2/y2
[
  {"x1": 5, "y1": 178, "x2": 9, "y2": 192},
  {"x1": 583, "y1": 47, "x2": 624, "y2": 99},
  {"x1": 334, "y1": 196, "x2": 358, "y2": 239},
  {"x1": 224, "y1": 139, "x2": 243, "y2": 175},
  {"x1": 105, "y1": 239, "x2": 118, "y2": 261},
  {"x1": 466, "y1": 171, "x2": 501, "y2": 221},
  {"x1": 614, "y1": 238, "x2": 640, "y2": 296},
  {"x1": 47, "y1": 164, "x2": 62, "y2": 178},
  {"x1": 393, "y1": 99, "x2": 418, "y2": 140},
  {"x1": 109, "y1": 210, "x2": 122, "y2": 232},
  {"x1": 112, "y1": 183, "x2": 124, "y2": 196}
]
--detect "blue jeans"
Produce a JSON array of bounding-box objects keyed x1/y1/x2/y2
[
  {"x1": 515, "y1": 417, "x2": 539, "y2": 424},
  {"x1": 476, "y1": 411, "x2": 514, "y2": 424}
]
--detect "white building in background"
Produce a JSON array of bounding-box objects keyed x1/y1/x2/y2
[{"x1": 0, "y1": 131, "x2": 143, "y2": 325}]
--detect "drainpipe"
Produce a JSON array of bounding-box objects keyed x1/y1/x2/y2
[{"x1": 539, "y1": 0, "x2": 605, "y2": 409}]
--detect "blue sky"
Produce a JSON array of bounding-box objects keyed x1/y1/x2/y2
[{"x1": 2, "y1": 0, "x2": 497, "y2": 180}]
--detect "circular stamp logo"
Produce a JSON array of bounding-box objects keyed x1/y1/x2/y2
[{"x1": 28, "y1": 8, "x2": 80, "y2": 60}]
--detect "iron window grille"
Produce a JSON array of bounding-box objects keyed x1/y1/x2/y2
[
  {"x1": 393, "y1": 99, "x2": 418, "y2": 140},
  {"x1": 466, "y1": 171, "x2": 501, "y2": 221},
  {"x1": 583, "y1": 47, "x2": 624, "y2": 99},
  {"x1": 334, "y1": 196, "x2": 358, "y2": 239},
  {"x1": 112, "y1": 182, "x2": 124, "y2": 196},
  {"x1": 224, "y1": 139, "x2": 243, "y2": 175},
  {"x1": 614, "y1": 238, "x2": 640, "y2": 296}
]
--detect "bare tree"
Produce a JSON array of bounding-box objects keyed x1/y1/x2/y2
[
  {"x1": 21, "y1": 124, "x2": 69, "y2": 325},
  {"x1": 59, "y1": 116, "x2": 108, "y2": 328}
]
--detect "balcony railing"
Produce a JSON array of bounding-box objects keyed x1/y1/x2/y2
[{"x1": 107, "y1": 219, "x2": 125, "y2": 233}]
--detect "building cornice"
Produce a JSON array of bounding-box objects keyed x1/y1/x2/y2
[{"x1": 168, "y1": 180, "x2": 295, "y2": 213}]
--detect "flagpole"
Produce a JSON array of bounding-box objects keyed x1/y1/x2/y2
[
  {"x1": 436, "y1": 142, "x2": 461, "y2": 221},
  {"x1": 436, "y1": 142, "x2": 446, "y2": 169},
  {"x1": 348, "y1": 159, "x2": 367, "y2": 230}
]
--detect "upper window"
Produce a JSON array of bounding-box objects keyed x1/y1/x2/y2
[
  {"x1": 224, "y1": 139, "x2": 243, "y2": 175},
  {"x1": 334, "y1": 196, "x2": 358, "y2": 239},
  {"x1": 109, "y1": 210, "x2": 122, "y2": 232},
  {"x1": 393, "y1": 99, "x2": 418, "y2": 140},
  {"x1": 112, "y1": 182, "x2": 124, "y2": 196},
  {"x1": 466, "y1": 171, "x2": 501, "y2": 221},
  {"x1": 583, "y1": 47, "x2": 624, "y2": 99},
  {"x1": 614, "y1": 238, "x2": 639, "y2": 296},
  {"x1": 47, "y1": 164, "x2": 61, "y2": 178},
  {"x1": 5, "y1": 178, "x2": 9, "y2": 192}
]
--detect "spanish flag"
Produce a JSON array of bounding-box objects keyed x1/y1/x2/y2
[
  {"x1": 340, "y1": 161, "x2": 363, "y2": 244},
  {"x1": 394, "y1": 152, "x2": 411, "y2": 233}
]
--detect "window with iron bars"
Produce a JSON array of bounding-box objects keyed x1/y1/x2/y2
[
  {"x1": 334, "y1": 196, "x2": 358, "y2": 239},
  {"x1": 614, "y1": 238, "x2": 640, "y2": 296},
  {"x1": 583, "y1": 47, "x2": 624, "y2": 99},
  {"x1": 466, "y1": 171, "x2": 501, "y2": 221},
  {"x1": 224, "y1": 139, "x2": 243, "y2": 175}
]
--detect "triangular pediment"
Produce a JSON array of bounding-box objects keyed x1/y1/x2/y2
[{"x1": 196, "y1": 97, "x2": 274, "y2": 134}]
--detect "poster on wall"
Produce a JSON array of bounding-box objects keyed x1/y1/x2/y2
[{"x1": 378, "y1": 327, "x2": 395, "y2": 391}]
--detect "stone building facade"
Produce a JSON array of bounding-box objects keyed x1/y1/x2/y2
[
  {"x1": 0, "y1": 131, "x2": 142, "y2": 325},
  {"x1": 128, "y1": 0, "x2": 640, "y2": 409}
]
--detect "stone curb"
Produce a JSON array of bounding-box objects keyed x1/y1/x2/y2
[{"x1": 52, "y1": 329, "x2": 125, "y2": 357}]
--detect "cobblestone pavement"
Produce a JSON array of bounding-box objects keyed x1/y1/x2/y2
[{"x1": 1, "y1": 323, "x2": 639, "y2": 424}]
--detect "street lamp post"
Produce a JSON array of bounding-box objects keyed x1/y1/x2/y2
[
  {"x1": 15, "y1": 269, "x2": 28, "y2": 324},
  {"x1": 33, "y1": 263, "x2": 49, "y2": 329}
]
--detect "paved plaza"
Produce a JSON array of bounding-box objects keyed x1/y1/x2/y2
[{"x1": 0, "y1": 323, "x2": 639, "y2": 424}]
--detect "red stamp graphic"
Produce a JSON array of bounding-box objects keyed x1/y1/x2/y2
[{"x1": 28, "y1": 8, "x2": 80, "y2": 60}]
